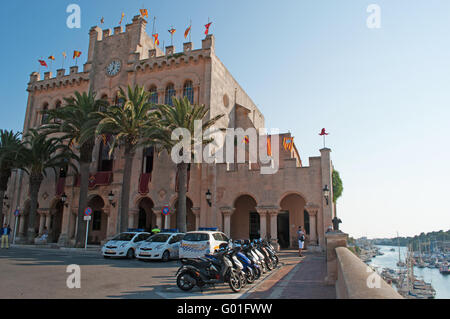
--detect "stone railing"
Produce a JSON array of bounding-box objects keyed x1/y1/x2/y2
[{"x1": 335, "y1": 247, "x2": 403, "y2": 299}]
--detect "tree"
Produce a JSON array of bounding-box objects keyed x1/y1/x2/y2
[
  {"x1": 0, "y1": 130, "x2": 23, "y2": 223},
  {"x1": 150, "y1": 96, "x2": 224, "y2": 232},
  {"x1": 332, "y1": 170, "x2": 343, "y2": 203},
  {"x1": 19, "y1": 129, "x2": 77, "y2": 243},
  {"x1": 41, "y1": 91, "x2": 107, "y2": 247},
  {"x1": 96, "y1": 85, "x2": 158, "y2": 232}
]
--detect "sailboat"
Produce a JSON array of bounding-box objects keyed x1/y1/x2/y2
[{"x1": 396, "y1": 232, "x2": 406, "y2": 267}]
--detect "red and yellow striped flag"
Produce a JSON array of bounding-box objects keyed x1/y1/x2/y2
[
  {"x1": 119, "y1": 12, "x2": 125, "y2": 25},
  {"x1": 184, "y1": 25, "x2": 191, "y2": 39},
  {"x1": 283, "y1": 137, "x2": 294, "y2": 151},
  {"x1": 267, "y1": 136, "x2": 272, "y2": 156},
  {"x1": 152, "y1": 33, "x2": 160, "y2": 46},
  {"x1": 48, "y1": 55, "x2": 55, "y2": 61},
  {"x1": 73, "y1": 51, "x2": 82, "y2": 59},
  {"x1": 140, "y1": 9, "x2": 148, "y2": 18}
]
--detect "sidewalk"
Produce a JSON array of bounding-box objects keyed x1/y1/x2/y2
[
  {"x1": 9, "y1": 244, "x2": 101, "y2": 255},
  {"x1": 243, "y1": 250, "x2": 336, "y2": 299}
]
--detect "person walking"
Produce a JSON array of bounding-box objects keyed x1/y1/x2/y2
[
  {"x1": 1, "y1": 224, "x2": 11, "y2": 249},
  {"x1": 297, "y1": 226, "x2": 305, "y2": 257}
]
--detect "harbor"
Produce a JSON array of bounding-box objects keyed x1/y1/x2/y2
[{"x1": 367, "y1": 245, "x2": 449, "y2": 299}]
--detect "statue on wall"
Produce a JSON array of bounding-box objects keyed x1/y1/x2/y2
[{"x1": 332, "y1": 216, "x2": 342, "y2": 231}]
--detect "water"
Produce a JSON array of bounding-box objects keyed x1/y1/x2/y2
[{"x1": 369, "y1": 245, "x2": 450, "y2": 299}]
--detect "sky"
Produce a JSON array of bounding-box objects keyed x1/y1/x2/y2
[{"x1": 1, "y1": 0, "x2": 449, "y2": 239}]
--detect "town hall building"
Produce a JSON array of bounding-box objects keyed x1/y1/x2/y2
[{"x1": 4, "y1": 15, "x2": 336, "y2": 250}]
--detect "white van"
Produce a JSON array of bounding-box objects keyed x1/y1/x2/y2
[{"x1": 179, "y1": 229, "x2": 230, "y2": 259}]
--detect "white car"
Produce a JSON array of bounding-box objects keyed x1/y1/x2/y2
[
  {"x1": 102, "y1": 232, "x2": 152, "y2": 259},
  {"x1": 179, "y1": 229, "x2": 230, "y2": 259},
  {"x1": 136, "y1": 232, "x2": 185, "y2": 261}
]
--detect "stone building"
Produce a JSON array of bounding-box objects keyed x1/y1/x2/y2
[{"x1": 4, "y1": 16, "x2": 336, "y2": 250}]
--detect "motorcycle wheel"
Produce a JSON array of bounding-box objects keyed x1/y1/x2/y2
[
  {"x1": 229, "y1": 272, "x2": 242, "y2": 293},
  {"x1": 246, "y1": 270, "x2": 255, "y2": 284},
  {"x1": 177, "y1": 272, "x2": 196, "y2": 291},
  {"x1": 239, "y1": 272, "x2": 247, "y2": 287},
  {"x1": 254, "y1": 267, "x2": 261, "y2": 280},
  {"x1": 266, "y1": 259, "x2": 274, "y2": 271}
]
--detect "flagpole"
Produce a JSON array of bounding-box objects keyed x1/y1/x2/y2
[{"x1": 189, "y1": 19, "x2": 192, "y2": 42}]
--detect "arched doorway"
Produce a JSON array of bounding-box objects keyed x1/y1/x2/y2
[
  {"x1": 171, "y1": 197, "x2": 195, "y2": 231},
  {"x1": 137, "y1": 197, "x2": 155, "y2": 232},
  {"x1": 86, "y1": 195, "x2": 107, "y2": 244},
  {"x1": 232, "y1": 195, "x2": 258, "y2": 240},
  {"x1": 279, "y1": 193, "x2": 306, "y2": 248}
]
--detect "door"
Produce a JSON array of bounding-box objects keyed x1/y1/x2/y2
[{"x1": 277, "y1": 211, "x2": 290, "y2": 249}]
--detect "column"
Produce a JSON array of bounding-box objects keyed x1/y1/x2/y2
[
  {"x1": 164, "y1": 214, "x2": 170, "y2": 229},
  {"x1": 256, "y1": 207, "x2": 267, "y2": 240},
  {"x1": 152, "y1": 207, "x2": 163, "y2": 229},
  {"x1": 269, "y1": 210, "x2": 279, "y2": 243},
  {"x1": 38, "y1": 213, "x2": 45, "y2": 235},
  {"x1": 192, "y1": 207, "x2": 200, "y2": 230},
  {"x1": 45, "y1": 212, "x2": 51, "y2": 231},
  {"x1": 305, "y1": 203, "x2": 319, "y2": 246},
  {"x1": 220, "y1": 207, "x2": 234, "y2": 238}
]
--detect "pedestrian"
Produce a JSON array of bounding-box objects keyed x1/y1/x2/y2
[
  {"x1": 1, "y1": 223, "x2": 11, "y2": 249},
  {"x1": 151, "y1": 225, "x2": 161, "y2": 235},
  {"x1": 297, "y1": 226, "x2": 305, "y2": 257}
]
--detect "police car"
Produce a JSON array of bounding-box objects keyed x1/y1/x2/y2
[
  {"x1": 136, "y1": 230, "x2": 185, "y2": 261},
  {"x1": 101, "y1": 230, "x2": 152, "y2": 259},
  {"x1": 179, "y1": 228, "x2": 230, "y2": 259}
]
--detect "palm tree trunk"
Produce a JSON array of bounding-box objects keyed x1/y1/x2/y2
[
  {"x1": 0, "y1": 170, "x2": 11, "y2": 225},
  {"x1": 0, "y1": 190, "x2": 4, "y2": 225},
  {"x1": 75, "y1": 161, "x2": 90, "y2": 247},
  {"x1": 119, "y1": 146, "x2": 134, "y2": 233},
  {"x1": 176, "y1": 162, "x2": 188, "y2": 233},
  {"x1": 27, "y1": 173, "x2": 43, "y2": 243}
]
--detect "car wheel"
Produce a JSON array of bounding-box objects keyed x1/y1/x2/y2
[
  {"x1": 126, "y1": 249, "x2": 135, "y2": 259},
  {"x1": 162, "y1": 250, "x2": 170, "y2": 262}
]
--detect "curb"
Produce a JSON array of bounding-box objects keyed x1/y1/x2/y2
[{"x1": 9, "y1": 244, "x2": 101, "y2": 255}]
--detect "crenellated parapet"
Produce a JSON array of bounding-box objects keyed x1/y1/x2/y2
[{"x1": 27, "y1": 65, "x2": 90, "y2": 93}]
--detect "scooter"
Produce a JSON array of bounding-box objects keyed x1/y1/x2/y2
[
  {"x1": 233, "y1": 241, "x2": 256, "y2": 284},
  {"x1": 176, "y1": 245, "x2": 242, "y2": 293},
  {"x1": 254, "y1": 239, "x2": 274, "y2": 271}
]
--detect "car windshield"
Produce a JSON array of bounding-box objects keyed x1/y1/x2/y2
[
  {"x1": 183, "y1": 233, "x2": 209, "y2": 242},
  {"x1": 112, "y1": 233, "x2": 135, "y2": 241},
  {"x1": 146, "y1": 234, "x2": 170, "y2": 243}
]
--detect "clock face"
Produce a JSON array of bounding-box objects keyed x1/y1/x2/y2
[{"x1": 106, "y1": 60, "x2": 121, "y2": 77}]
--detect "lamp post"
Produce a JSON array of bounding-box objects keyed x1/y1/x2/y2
[
  {"x1": 323, "y1": 185, "x2": 330, "y2": 206},
  {"x1": 206, "y1": 189, "x2": 212, "y2": 207}
]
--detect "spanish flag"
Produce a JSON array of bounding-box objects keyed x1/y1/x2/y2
[
  {"x1": 205, "y1": 22, "x2": 212, "y2": 35},
  {"x1": 48, "y1": 55, "x2": 55, "y2": 61},
  {"x1": 119, "y1": 12, "x2": 125, "y2": 25},
  {"x1": 184, "y1": 25, "x2": 191, "y2": 39},
  {"x1": 73, "y1": 51, "x2": 82, "y2": 59},
  {"x1": 140, "y1": 9, "x2": 148, "y2": 18},
  {"x1": 283, "y1": 137, "x2": 294, "y2": 151},
  {"x1": 152, "y1": 33, "x2": 160, "y2": 46}
]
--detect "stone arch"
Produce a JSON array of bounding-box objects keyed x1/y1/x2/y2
[
  {"x1": 279, "y1": 193, "x2": 307, "y2": 248},
  {"x1": 136, "y1": 197, "x2": 155, "y2": 232},
  {"x1": 49, "y1": 198, "x2": 64, "y2": 243},
  {"x1": 231, "y1": 194, "x2": 258, "y2": 240},
  {"x1": 86, "y1": 195, "x2": 107, "y2": 244}
]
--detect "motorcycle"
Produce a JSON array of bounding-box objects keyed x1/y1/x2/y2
[
  {"x1": 176, "y1": 244, "x2": 242, "y2": 293},
  {"x1": 233, "y1": 241, "x2": 257, "y2": 284}
]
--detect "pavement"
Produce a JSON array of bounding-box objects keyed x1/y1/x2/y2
[{"x1": 0, "y1": 245, "x2": 335, "y2": 299}]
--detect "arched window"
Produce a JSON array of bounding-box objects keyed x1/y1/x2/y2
[
  {"x1": 148, "y1": 86, "x2": 158, "y2": 104},
  {"x1": 183, "y1": 80, "x2": 194, "y2": 104},
  {"x1": 41, "y1": 103, "x2": 49, "y2": 125},
  {"x1": 54, "y1": 100, "x2": 62, "y2": 123},
  {"x1": 165, "y1": 83, "x2": 176, "y2": 106},
  {"x1": 98, "y1": 135, "x2": 114, "y2": 172}
]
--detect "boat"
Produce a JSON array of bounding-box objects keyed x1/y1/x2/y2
[
  {"x1": 390, "y1": 248, "x2": 395, "y2": 252},
  {"x1": 440, "y1": 262, "x2": 450, "y2": 275}
]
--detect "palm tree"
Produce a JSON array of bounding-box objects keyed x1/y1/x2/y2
[
  {"x1": 0, "y1": 130, "x2": 23, "y2": 223},
  {"x1": 150, "y1": 97, "x2": 224, "y2": 232},
  {"x1": 96, "y1": 85, "x2": 158, "y2": 232},
  {"x1": 41, "y1": 91, "x2": 107, "y2": 247},
  {"x1": 19, "y1": 129, "x2": 78, "y2": 243}
]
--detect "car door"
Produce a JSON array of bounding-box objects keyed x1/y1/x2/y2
[{"x1": 169, "y1": 235, "x2": 182, "y2": 258}]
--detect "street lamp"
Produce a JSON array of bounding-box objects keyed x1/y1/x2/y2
[
  {"x1": 61, "y1": 193, "x2": 69, "y2": 208},
  {"x1": 205, "y1": 190, "x2": 212, "y2": 207},
  {"x1": 323, "y1": 185, "x2": 330, "y2": 206},
  {"x1": 108, "y1": 191, "x2": 116, "y2": 207}
]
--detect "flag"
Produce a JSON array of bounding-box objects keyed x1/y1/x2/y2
[
  {"x1": 184, "y1": 25, "x2": 191, "y2": 39},
  {"x1": 140, "y1": 9, "x2": 148, "y2": 18},
  {"x1": 205, "y1": 22, "x2": 212, "y2": 35},
  {"x1": 38, "y1": 60, "x2": 48, "y2": 67},
  {"x1": 283, "y1": 137, "x2": 294, "y2": 151},
  {"x1": 73, "y1": 51, "x2": 82, "y2": 59},
  {"x1": 62, "y1": 51, "x2": 67, "y2": 59},
  {"x1": 152, "y1": 33, "x2": 159, "y2": 46},
  {"x1": 100, "y1": 17, "x2": 105, "y2": 24},
  {"x1": 319, "y1": 128, "x2": 329, "y2": 136},
  {"x1": 168, "y1": 28, "x2": 176, "y2": 35},
  {"x1": 243, "y1": 136, "x2": 249, "y2": 144},
  {"x1": 48, "y1": 56, "x2": 55, "y2": 61},
  {"x1": 119, "y1": 12, "x2": 125, "y2": 25},
  {"x1": 267, "y1": 136, "x2": 272, "y2": 156}
]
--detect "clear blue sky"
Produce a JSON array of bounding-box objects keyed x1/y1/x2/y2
[{"x1": 1, "y1": 0, "x2": 449, "y2": 238}]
